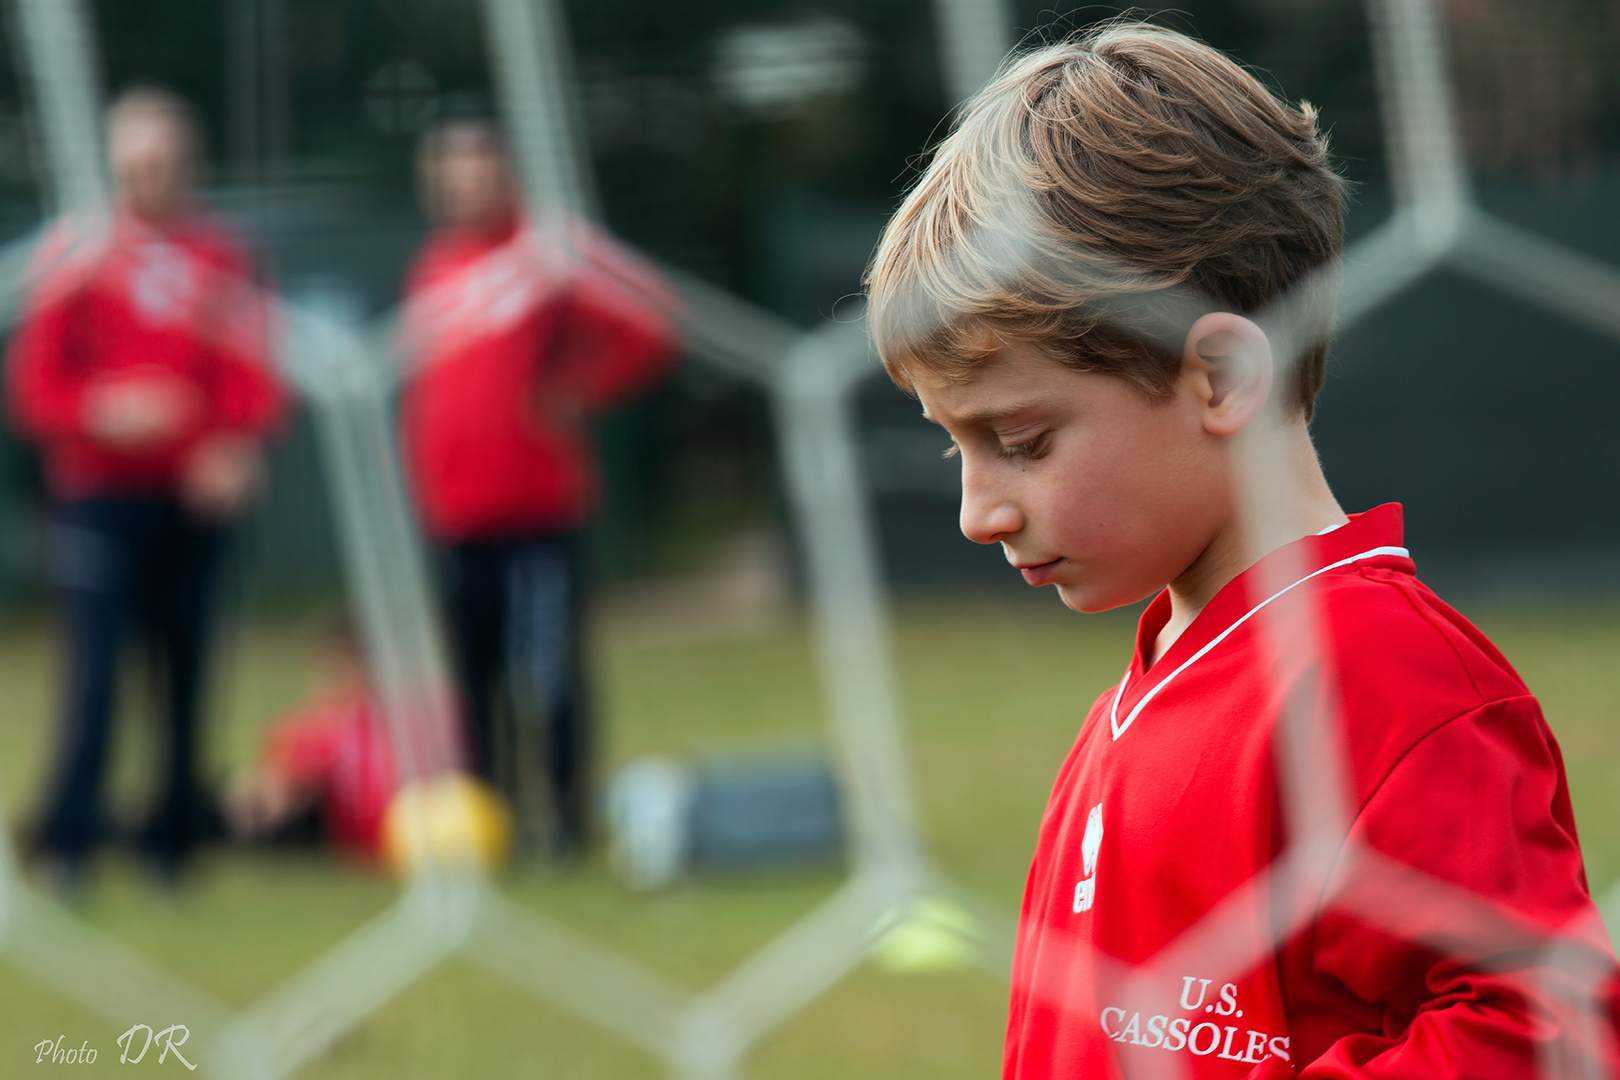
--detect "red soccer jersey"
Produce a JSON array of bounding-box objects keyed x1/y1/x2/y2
[
  {"x1": 262, "y1": 690, "x2": 396, "y2": 857},
  {"x1": 1005, "y1": 503, "x2": 1618, "y2": 1079},
  {"x1": 5, "y1": 211, "x2": 284, "y2": 498},
  {"x1": 398, "y1": 216, "x2": 679, "y2": 541}
]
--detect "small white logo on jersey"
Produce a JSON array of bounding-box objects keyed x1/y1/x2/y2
[
  {"x1": 1073, "y1": 802, "x2": 1103, "y2": 913},
  {"x1": 130, "y1": 242, "x2": 197, "y2": 324}
]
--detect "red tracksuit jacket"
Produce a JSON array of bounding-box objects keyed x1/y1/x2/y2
[
  {"x1": 1006, "y1": 503, "x2": 1618, "y2": 1078},
  {"x1": 398, "y1": 216, "x2": 679, "y2": 541},
  {"x1": 5, "y1": 211, "x2": 284, "y2": 498}
]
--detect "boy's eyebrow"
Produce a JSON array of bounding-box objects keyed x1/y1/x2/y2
[{"x1": 920, "y1": 399, "x2": 1049, "y2": 428}]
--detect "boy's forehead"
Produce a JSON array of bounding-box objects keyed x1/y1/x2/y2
[{"x1": 909, "y1": 341, "x2": 1071, "y2": 426}]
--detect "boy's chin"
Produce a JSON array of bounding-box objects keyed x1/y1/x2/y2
[
  {"x1": 1053, "y1": 580, "x2": 1147, "y2": 614},
  {"x1": 1053, "y1": 582, "x2": 1104, "y2": 613}
]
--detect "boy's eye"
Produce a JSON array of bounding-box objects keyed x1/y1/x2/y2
[{"x1": 998, "y1": 431, "x2": 1051, "y2": 461}]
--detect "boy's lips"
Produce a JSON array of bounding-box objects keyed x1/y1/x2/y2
[{"x1": 1016, "y1": 557, "x2": 1064, "y2": 587}]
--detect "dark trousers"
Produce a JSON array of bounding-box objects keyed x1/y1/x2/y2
[
  {"x1": 440, "y1": 534, "x2": 588, "y2": 849},
  {"x1": 36, "y1": 497, "x2": 223, "y2": 866}
]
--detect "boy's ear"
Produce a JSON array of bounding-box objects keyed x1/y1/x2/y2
[{"x1": 1181, "y1": 312, "x2": 1274, "y2": 437}]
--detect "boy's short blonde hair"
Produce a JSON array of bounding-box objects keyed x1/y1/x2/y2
[{"x1": 866, "y1": 22, "x2": 1348, "y2": 419}]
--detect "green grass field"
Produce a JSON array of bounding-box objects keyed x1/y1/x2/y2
[{"x1": 0, "y1": 598, "x2": 1616, "y2": 1077}]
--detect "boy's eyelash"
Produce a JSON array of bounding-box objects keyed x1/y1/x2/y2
[
  {"x1": 940, "y1": 433, "x2": 1051, "y2": 461},
  {"x1": 999, "y1": 432, "x2": 1051, "y2": 461}
]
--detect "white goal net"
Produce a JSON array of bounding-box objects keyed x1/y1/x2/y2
[{"x1": 0, "y1": 0, "x2": 1615, "y2": 1077}]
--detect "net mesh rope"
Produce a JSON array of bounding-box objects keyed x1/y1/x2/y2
[{"x1": 0, "y1": 0, "x2": 1616, "y2": 1077}]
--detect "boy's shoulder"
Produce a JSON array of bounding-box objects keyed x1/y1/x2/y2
[
  {"x1": 1314, "y1": 551, "x2": 1542, "y2": 806},
  {"x1": 1325, "y1": 559, "x2": 1525, "y2": 702},
  {"x1": 1323, "y1": 552, "x2": 1527, "y2": 708}
]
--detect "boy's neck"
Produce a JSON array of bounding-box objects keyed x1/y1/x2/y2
[{"x1": 1149, "y1": 421, "x2": 1345, "y2": 668}]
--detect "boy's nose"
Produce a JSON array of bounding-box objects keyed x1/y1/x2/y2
[{"x1": 959, "y1": 474, "x2": 1022, "y2": 545}]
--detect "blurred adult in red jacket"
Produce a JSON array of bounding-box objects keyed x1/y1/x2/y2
[
  {"x1": 402, "y1": 104, "x2": 677, "y2": 855},
  {"x1": 6, "y1": 88, "x2": 284, "y2": 883}
]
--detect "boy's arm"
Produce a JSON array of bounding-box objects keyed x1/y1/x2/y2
[{"x1": 1299, "y1": 696, "x2": 1618, "y2": 1078}]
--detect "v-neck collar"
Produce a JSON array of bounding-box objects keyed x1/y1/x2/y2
[{"x1": 1107, "y1": 503, "x2": 1413, "y2": 742}]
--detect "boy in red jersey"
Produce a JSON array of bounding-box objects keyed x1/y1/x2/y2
[
  {"x1": 7, "y1": 87, "x2": 284, "y2": 882},
  {"x1": 866, "y1": 22, "x2": 1618, "y2": 1080},
  {"x1": 226, "y1": 628, "x2": 397, "y2": 859},
  {"x1": 400, "y1": 100, "x2": 677, "y2": 856}
]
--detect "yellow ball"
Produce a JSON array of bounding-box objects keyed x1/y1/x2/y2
[
  {"x1": 871, "y1": 897, "x2": 983, "y2": 974},
  {"x1": 382, "y1": 773, "x2": 514, "y2": 877}
]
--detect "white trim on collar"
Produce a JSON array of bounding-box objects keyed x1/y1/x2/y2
[{"x1": 1108, "y1": 545, "x2": 1410, "y2": 741}]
